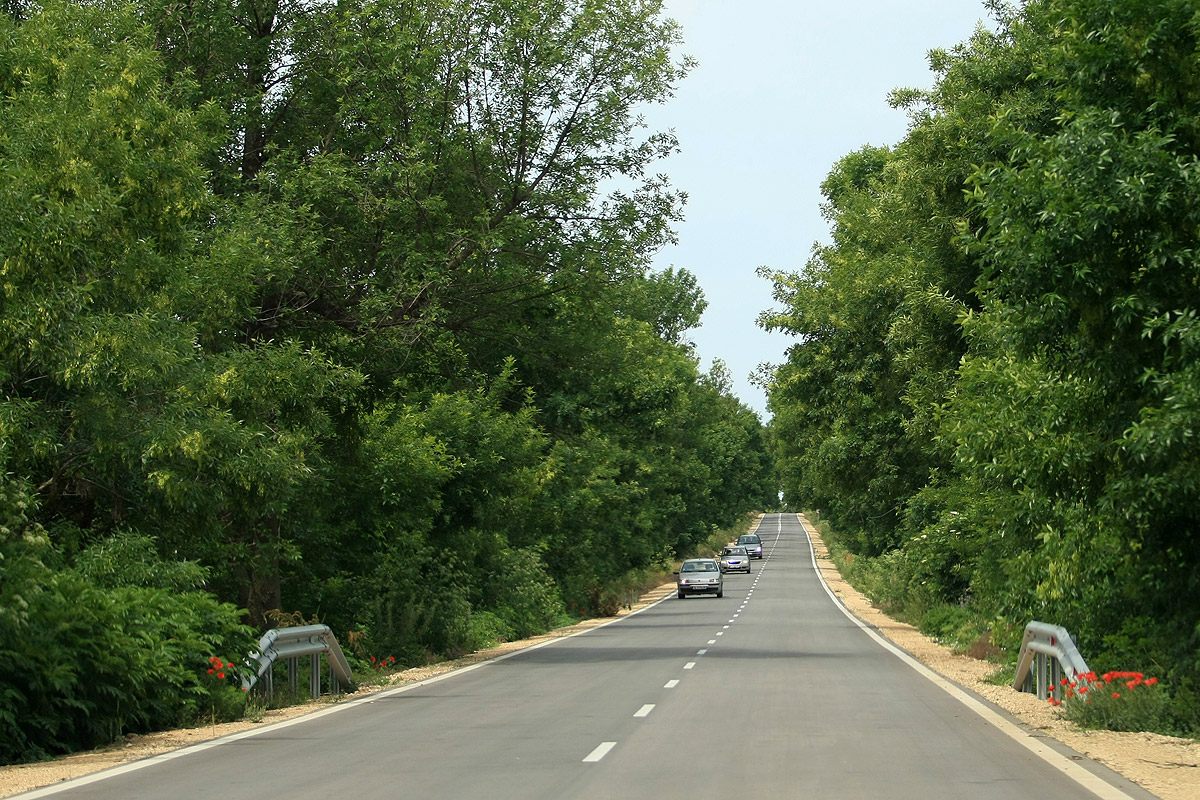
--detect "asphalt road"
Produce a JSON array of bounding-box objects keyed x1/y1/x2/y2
[{"x1": 22, "y1": 514, "x2": 1160, "y2": 800}]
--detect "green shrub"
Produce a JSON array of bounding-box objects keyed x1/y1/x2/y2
[
  {"x1": 0, "y1": 531, "x2": 255, "y2": 765},
  {"x1": 826, "y1": 541, "x2": 926, "y2": 620},
  {"x1": 364, "y1": 547, "x2": 478, "y2": 663},
  {"x1": 918, "y1": 604, "x2": 974, "y2": 645},
  {"x1": 491, "y1": 547, "x2": 563, "y2": 639},
  {"x1": 201, "y1": 683, "x2": 250, "y2": 725},
  {"x1": 467, "y1": 611, "x2": 512, "y2": 650}
]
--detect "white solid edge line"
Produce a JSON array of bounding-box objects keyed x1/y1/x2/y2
[
  {"x1": 634, "y1": 704, "x2": 655, "y2": 718},
  {"x1": 798, "y1": 515, "x2": 1140, "y2": 800},
  {"x1": 583, "y1": 742, "x2": 617, "y2": 763},
  {"x1": 19, "y1": 590, "x2": 679, "y2": 798}
]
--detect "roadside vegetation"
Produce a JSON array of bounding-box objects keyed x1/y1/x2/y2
[
  {"x1": 0, "y1": 0, "x2": 776, "y2": 765},
  {"x1": 766, "y1": 0, "x2": 1200, "y2": 738}
]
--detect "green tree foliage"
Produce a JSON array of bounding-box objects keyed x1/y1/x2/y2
[
  {"x1": 1, "y1": 0, "x2": 774, "y2": 761},
  {"x1": 763, "y1": 0, "x2": 1200, "y2": 728}
]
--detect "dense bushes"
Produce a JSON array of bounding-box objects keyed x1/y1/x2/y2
[{"x1": 0, "y1": 477, "x2": 255, "y2": 764}]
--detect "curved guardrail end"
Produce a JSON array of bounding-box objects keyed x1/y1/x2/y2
[
  {"x1": 239, "y1": 624, "x2": 356, "y2": 696},
  {"x1": 1013, "y1": 621, "x2": 1090, "y2": 699}
]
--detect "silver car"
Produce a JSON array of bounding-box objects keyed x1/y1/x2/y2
[
  {"x1": 719, "y1": 545, "x2": 751, "y2": 574},
  {"x1": 676, "y1": 558, "x2": 724, "y2": 599},
  {"x1": 737, "y1": 533, "x2": 763, "y2": 559}
]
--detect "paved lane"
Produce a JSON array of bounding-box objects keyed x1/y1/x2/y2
[
  {"x1": 562, "y1": 514, "x2": 1156, "y2": 799},
  {"x1": 23, "y1": 514, "x2": 1157, "y2": 800}
]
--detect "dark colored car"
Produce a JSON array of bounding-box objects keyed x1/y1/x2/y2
[
  {"x1": 737, "y1": 533, "x2": 763, "y2": 559},
  {"x1": 676, "y1": 558, "x2": 724, "y2": 598}
]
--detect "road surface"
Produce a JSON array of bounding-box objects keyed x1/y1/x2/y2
[{"x1": 20, "y1": 514, "x2": 1158, "y2": 800}]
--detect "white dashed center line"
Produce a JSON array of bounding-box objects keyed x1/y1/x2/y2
[{"x1": 583, "y1": 742, "x2": 616, "y2": 762}]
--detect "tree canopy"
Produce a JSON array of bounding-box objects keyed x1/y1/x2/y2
[
  {"x1": 0, "y1": 0, "x2": 774, "y2": 763},
  {"x1": 763, "y1": 0, "x2": 1200, "y2": 730}
]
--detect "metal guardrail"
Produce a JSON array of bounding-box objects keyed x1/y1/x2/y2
[
  {"x1": 242, "y1": 624, "x2": 355, "y2": 700},
  {"x1": 1012, "y1": 621, "x2": 1090, "y2": 699}
]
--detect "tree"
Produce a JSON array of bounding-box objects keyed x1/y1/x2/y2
[
  {"x1": 2, "y1": 3, "x2": 775, "y2": 744},
  {"x1": 763, "y1": 1, "x2": 1200, "y2": 719}
]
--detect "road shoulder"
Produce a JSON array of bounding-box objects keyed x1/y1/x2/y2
[
  {"x1": 0, "y1": 584, "x2": 676, "y2": 798},
  {"x1": 802, "y1": 514, "x2": 1199, "y2": 800}
]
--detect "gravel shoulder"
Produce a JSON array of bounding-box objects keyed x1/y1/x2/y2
[{"x1": 4, "y1": 515, "x2": 1197, "y2": 799}]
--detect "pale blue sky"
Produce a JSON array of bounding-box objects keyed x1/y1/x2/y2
[{"x1": 645, "y1": 1, "x2": 993, "y2": 417}]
